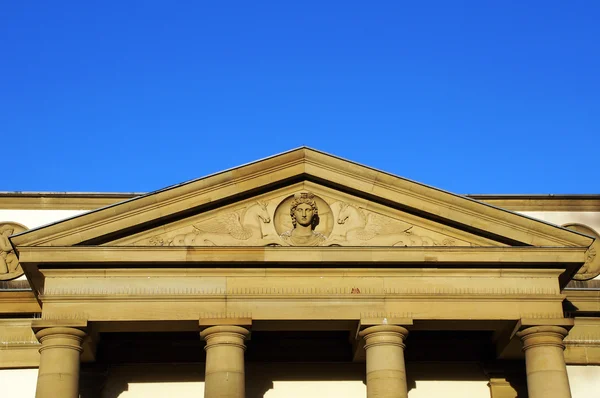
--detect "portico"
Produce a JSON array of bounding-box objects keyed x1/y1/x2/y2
[{"x1": 4, "y1": 148, "x2": 598, "y2": 398}]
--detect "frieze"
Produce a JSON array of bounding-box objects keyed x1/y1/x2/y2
[
  {"x1": 199, "y1": 312, "x2": 252, "y2": 320},
  {"x1": 360, "y1": 312, "x2": 413, "y2": 319},
  {"x1": 565, "y1": 333, "x2": 600, "y2": 345},
  {"x1": 519, "y1": 312, "x2": 566, "y2": 319},
  {"x1": 35, "y1": 312, "x2": 90, "y2": 321},
  {"x1": 0, "y1": 335, "x2": 39, "y2": 346},
  {"x1": 41, "y1": 285, "x2": 559, "y2": 297},
  {"x1": 139, "y1": 192, "x2": 470, "y2": 247}
]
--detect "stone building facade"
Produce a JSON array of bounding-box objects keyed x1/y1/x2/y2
[{"x1": 0, "y1": 148, "x2": 599, "y2": 397}]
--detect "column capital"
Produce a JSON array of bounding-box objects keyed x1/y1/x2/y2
[
  {"x1": 516, "y1": 326, "x2": 569, "y2": 352},
  {"x1": 359, "y1": 325, "x2": 408, "y2": 349},
  {"x1": 35, "y1": 327, "x2": 87, "y2": 354},
  {"x1": 200, "y1": 325, "x2": 250, "y2": 351}
]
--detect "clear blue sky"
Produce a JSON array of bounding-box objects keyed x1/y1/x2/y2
[{"x1": 2, "y1": 2, "x2": 598, "y2": 194}]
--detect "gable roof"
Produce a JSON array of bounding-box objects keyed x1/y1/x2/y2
[{"x1": 10, "y1": 147, "x2": 594, "y2": 250}]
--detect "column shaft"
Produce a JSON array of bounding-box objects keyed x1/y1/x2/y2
[
  {"x1": 359, "y1": 325, "x2": 409, "y2": 398},
  {"x1": 200, "y1": 325, "x2": 249, "y2": 398},
  {"x1": 517, "y1": 326, "x2": 572, "y2": 398},
  {"x1": 35, "y1": 327, "x2": 86, "y2": 398}
]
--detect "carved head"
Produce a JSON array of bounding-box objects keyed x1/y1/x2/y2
[
  {"x1": 256, "y1": 201, "x2": 271, "y2": 223},
  {"x1": 337, "y1": 202, "x2": 350, "y2": 224},
  {"x1": 290, "y1": 193, "x2": 319, "y2": 230}
]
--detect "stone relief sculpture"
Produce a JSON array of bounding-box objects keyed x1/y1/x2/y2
[
  {"x1": 165, "y1": 201, "x2": 272, "y2": 246},
  {"x1": 563, "y1": 223, "x2": 600, "y2": 280},
  {"x1": 144, "y1": 192, "x2": 464, "y2": 247},
  {"x1": 329, "y1": 202, "x2": 454, "y2": 246},
  {"x1": 332, "y1": 202, "x2": 412, "y2": 242},
  {"x1": 279, "y1": 193, "x2": 327, "y2": 246},
  {"x1": 0, "y1": 222, "x2": 27, "y2": 281}
]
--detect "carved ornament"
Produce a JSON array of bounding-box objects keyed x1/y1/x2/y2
[
  {"x1": 142, "y1": 192, "x2": 470, "y2": 247},
  {"x1": 0, "y1": 222, "x2": 27, "y2": 281},
  {"x1": 146, "y1": 200, "x2": 271, "y2": 247},
  {"x1": 563, "y1": 223, "x2": 600, "y2": 280}
]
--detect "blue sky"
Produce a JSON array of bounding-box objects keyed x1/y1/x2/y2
[{"x1": 2, "y1": 2, "x2": 598, "y2": 194}]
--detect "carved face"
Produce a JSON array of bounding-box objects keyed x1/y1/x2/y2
[
  {"x1": 294, "y1": 203, "x2": 314, "y2": 227},
  {"x1": 289, "y1": 194, "x2": 319, "y2": 230}
]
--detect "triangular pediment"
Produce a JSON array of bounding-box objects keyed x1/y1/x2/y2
[
  {"x1": 110, "y1": 181, "x2": 502, "y2": 248},
  {"x1": 11, "y1": 147, "x2": 595, "y2": 252}
]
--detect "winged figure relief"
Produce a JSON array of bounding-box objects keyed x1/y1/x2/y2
[
  {"x1": 331, "y1": 202, "x2": 454, "y2": 246},
  {"x1": 167, "y1": 201, "x2": 272, "y2": 246}
]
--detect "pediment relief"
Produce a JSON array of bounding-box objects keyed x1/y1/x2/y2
[
  {"x1": 563, "y1": 224, "x2": 600, "y2": 280},
  {"x1": 111, "y1": 183, "x2": 499, "y2": 247},
  {"x1": 13, "y1": 148, "x2": 593, "y2": 251}
]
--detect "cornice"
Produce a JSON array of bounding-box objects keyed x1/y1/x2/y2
[
  {"x1": 0, "y1": 318, "x2": 41, "y2": 368},
  {"x1": 468, "y1": 195, "x2": 600, "y2": 212},
  {"x1": 38, "y1": 267, "x2": 565, "y2": 278},
  {"x1": 0, "y1": 192, "x2": 141, "y2": 210},
  {"x1": 0, "y1": 292, "x2": 41, "y2": 313},
  {"x1": 2, "y1": 192, "x2": 599, "y2": 211},
  {"x1": 17, "y1": 246, "x2": 587, "y2": 265},
  {"x1": 563, "y1": 289, "x2": 600, "y2": 313},
  {"x1": 39, "y1": 293, "x2": 565, "y2": 303}
]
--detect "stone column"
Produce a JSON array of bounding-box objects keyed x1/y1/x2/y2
[
  {"x1": 488, "y1": 376, "x2": 518, "y2": 398},
  {"x1": 487, "y1": 374, "x2": 527, "y2": 398},
  {"x1": 359, "y1": 325, "x2": 409, "y2": 398},
  {"x1": 200, "y1": 325, "x2": 250, "y2": 398},
  {"x1": 484, "y1": 362, "x2": 528, "y2": 398},
  {"x1": 517, "y1": 326, "x2": 572, "y2": 398},
  {"x1": 35, "y1": 327, "x2": 86, "y2": 398}
]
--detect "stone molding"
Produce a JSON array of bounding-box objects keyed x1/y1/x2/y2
[
  {"x1": 517, "y1": 326, "x2": 569, "y2": 351},
  {"x1": 0, "y1": 291, "x2": 41, "y2": 313},
  {"x1": 40, "y1": 285, "x2": 562, "y2": 297},
  {"x1": 563, "y1": 317, "x2": 600, "y2": 365},
  {"x1": 2, "y1": 192, "x2": 598, "y2": 211},
  {"x1": 471, "y1": 196, "x2": 600, "y2": 211},
  {"x1": 17, "y1": 245, "x2": 587, "y2": 265},
  {"x1": 200, "y1": 325, "x2": 250, "y2": 351},
  {"x1": 0, "y1": 192, "x2": 141, "y2": 210},
  {"x1": 359, "y1": 325, "x2": 409, "y2": 349},
  {"x1": 35, "y1": 327, "x2": 87, "y2": 353}
]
